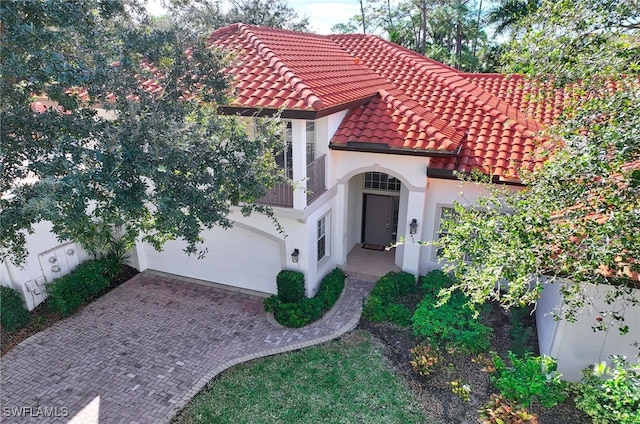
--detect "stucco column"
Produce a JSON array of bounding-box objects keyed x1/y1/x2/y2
[
  {"x1": 402, "y1": 188, "x2": 427, "y2": 277},
  {"x1": 291, "y1": 120, "x2": 307, "y2": 210},
  {"x1": 334, "y1": 182, "x2": 348, "y2": 265}
]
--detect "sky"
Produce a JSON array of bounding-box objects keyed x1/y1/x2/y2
[{"x1": 147, "y1": 0, "x2": 363, "y2": 34}]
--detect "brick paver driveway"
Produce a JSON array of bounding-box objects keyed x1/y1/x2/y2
[{"x1": 0, "y1": 271, "x2": 372, "y2": 423}]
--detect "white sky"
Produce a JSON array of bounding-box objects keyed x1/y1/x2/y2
[{"x1": 146, "y1": 0, "x2": 363, "y2": 34}]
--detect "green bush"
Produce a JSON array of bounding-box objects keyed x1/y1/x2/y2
[
  {"x1": 316, "y1": 268, "x2": 345, "y2": 309},
  {"x1": 362, "y1": 271, "x2": 417, "y2": 326},
  {"x1": 266, "y1": 268, "x2": 346, "y2": 328},
  {"x1": 419, "y1": 270, "x2": 452, "y2": 295},
  {"x1": 0, "y1": 285, "x2": 29, "y2": 331},
  {"x1": 509, "y1": 306, "x2": 535, "y2": 357},
  {"x1": 276, "y1": 270, "x2": 305, "y2": 303},
  {"x1": 412, "y1": 286, "x2": 492, "y2": 354},
  {"x1": 370, "y1": 271, "x2": 416, "y2": 302},
  {"x1": 575, "y1": 356, "x2": 640, "y2": 424},
  {"x1": 46, "y1": 258, "x2": 112, "y2": 316},
  {"x1": 491, "y1": 351, "x2": 567, "y2": 408}
]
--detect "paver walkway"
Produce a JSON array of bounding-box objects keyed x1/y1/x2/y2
[{"x1": 0, "y1": 271, "x2": 374, "y2": 424}]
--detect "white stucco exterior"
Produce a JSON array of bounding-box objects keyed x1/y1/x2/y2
[
  {"x1": 6, "y1": 111, "x2": 638, "y2": 383},
  {"x1": 0, "y1": 221, "x2": 90, "y2": 311},
  {"x1": 536, "y1": 279, "x2": 640, "y2": 381}
]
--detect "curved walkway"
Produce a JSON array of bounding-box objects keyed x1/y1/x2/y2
[{"x1": 0, "y1": 271, "x2": 374, "y2": 424}]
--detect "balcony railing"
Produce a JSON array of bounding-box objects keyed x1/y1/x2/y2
[{"x1": 258, "y1": 154, "x2": 326, "y2": 208}]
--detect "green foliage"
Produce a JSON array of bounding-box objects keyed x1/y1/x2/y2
[
  {"x1": 46, "y1": 258, "x2": 113, "y2": 316},
  {"x1": 0, "y1": 286, "x2": 29, "y2": 332},
  {"x1": 448, "y1": 379, "x2": 471, "y2": 403},
  {"x1": 409, "y1": 343, "x2": 440, "y2": 376},
  {"x1": 480, "y1": 394, "x2": 539, "y2": 424},
  {"x1": 266, "y1": 268, "x2": 346, "y2": 328},
  {"x1": 1, "y1": 0, "x2": 283, "y2": 265},
  {"x1": 167, "y1": 0, "x2": 310, "y2": 36},
  {"x1": 491, "y1": 351, "x2": 567, "y2": 408},
  {"x1": 362, "y1": 271, "x2": 416, "y2": 326},
  {"x1": 315, "y1": 268, "x2": 346, "y2": 310},
  {"x1": 412, "y1": 271, "x2": 493, "y2": 354},
  {"x1": 276, "y1": 270, "x2": 306, "y2": 303},
  {"x1": 432, "y1": 0, "x2": 640, "y2": 333},
  {"x1": 332, "y1": 0, "x2": 498, "y2": 72},
  {"x1": 509, "y1": 307, "x2": 535, "y2": 357},
  {"x1": 575, "y1": 356, "x2": 640, "y2": 424}
]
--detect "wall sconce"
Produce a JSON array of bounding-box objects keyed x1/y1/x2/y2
[
  {"x1": 291, "y1": 248, "x2": 300, "y2": 263},
  {"x1": 409, "y1": 219, "x2": 419, "y2": 235}
]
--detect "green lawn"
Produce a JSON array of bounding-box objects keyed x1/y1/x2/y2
[{"x1": 174, "y1": 330, "x2": 429, "y2": 424}]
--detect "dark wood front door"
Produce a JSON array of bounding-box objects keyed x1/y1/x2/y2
[{"x1": 363, "y1": 194, "x2": 394, "y2": 246}]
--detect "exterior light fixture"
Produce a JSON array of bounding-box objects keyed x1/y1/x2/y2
[
  {"x1": 409, "y1": 219, "x2": 419, "y2": 235},
  {"x1": 291, "y1": 249, "x2": 300, "y2": 263}
]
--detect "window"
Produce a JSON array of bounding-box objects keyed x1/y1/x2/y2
[
  {"x1": 436, "y1": 206, "x2": 470, "y2": 260},
  {"x1": 306, "y1": 121, "x2": 315, "y2": 164},
  {"x1": 364, "y1": 172, "x2": 401, "y2": 191},
  {"x1": 274, "y1": 121, "x2": 293, "y2": 179},
  {"x1": 317, "y1": 215, "x2": 328, "y2": 262}
]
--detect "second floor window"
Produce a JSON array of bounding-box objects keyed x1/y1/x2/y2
[{"x1": 273, "y1": 121, "x2": 293, "y2": 179}]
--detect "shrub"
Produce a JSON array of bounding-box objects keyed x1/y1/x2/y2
[
  {"x1": 420, "y1": 269, "x2": 452, "y2": 295},
  {"x1": 362, "y1": 271, "x2": 417, "y2": 326},
  {"x1": 316, "y1": 268, "x2": 345, "y2": 309},
  {"x1": 266, "y1": 268, "x2": 346, "y2": 328},
  {"x1": 47, "y1": 258, "x2": 112, "y2": 316},
  {"x1": 575, "y1": 356, "x2": 640, "y2": 424},
  {"x1": 412, "y1": 287, "x2": 492, "y2": 354},
  {"x1": 0, "y1": 286, "x2": 29, "y2": 331},
  {"x1": 491, "y1": 351, "x2": 567, "y2": 408},
  {"x1": 410, "y1": 343, "x2": 440, "y2": 376},
  {"x1": 370, "y1": 271, "x2": 416, "y2": 302},
  {"x1": 276, "y1": 270, "x2": 305, "y2": 303},
  {"x1": 480, "y1": 394, "x2": 539, "y2": 424},
  {"x1": 509, "y1": 306, "x2": 534, "y2": 357}
]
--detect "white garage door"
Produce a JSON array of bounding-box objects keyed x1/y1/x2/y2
[{"x1": 143, "y1": 225, "x2": 284, "y2": 294}]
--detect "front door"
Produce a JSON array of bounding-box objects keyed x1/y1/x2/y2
[{"x1": 363, "y1": 194, "x2": 394, "y2": 246}]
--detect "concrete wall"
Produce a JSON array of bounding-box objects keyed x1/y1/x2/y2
[{"x1": 537, "y1": 279, "x2": 640, "y2": 381}]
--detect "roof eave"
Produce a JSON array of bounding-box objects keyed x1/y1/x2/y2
[
  {"x1": 426, "y1": 167, "x2": 525, "y2": 186},
  {"x1": 219, "y1": 95, "x2": 376, "y2": 120},
  {"x1": 330, "y1": 142, "x2": 459, "y2": 157}
]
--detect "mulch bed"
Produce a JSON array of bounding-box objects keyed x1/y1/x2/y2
[
  {"x1": 357, "y1": 301, "x2": 591, "y2": 424},
  {"x1": 1, "y1": 265, "x2": 138, "y2": 356}
]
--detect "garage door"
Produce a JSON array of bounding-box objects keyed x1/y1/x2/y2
[{"x1": 142, "y1": 225, "x2": 284, "y2": 294}]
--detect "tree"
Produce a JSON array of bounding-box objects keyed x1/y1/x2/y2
[
  {"x1": 165, "y1": 0, "x2": 310, "y2": 35},
  {"x1": 332, "y1": 0, "x2": 498, "y2": 72},
  {"x1": 1, "y1": 0, "x2": 283, "y2": 265},
  {"x1": 435, "y1": 0, "x2": 640, "y2": 332},
  {"x1": 485, "y1": 0, "x2": 540, "y2": 38}
]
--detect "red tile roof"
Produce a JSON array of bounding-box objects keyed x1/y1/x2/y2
[{"x1": 208, "y1": 24, "x2": 564, "y2": 181}]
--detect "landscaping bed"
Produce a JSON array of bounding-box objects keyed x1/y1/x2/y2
[
  {"x1": 358, "y1": 279, "x2": 591, "y2": 424},
  {"x1": 0, "y1": 264, "x2": 138, "y2": 356}
]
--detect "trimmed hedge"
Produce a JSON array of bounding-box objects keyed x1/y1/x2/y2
[
  {"x1": 276, "y1": 270, "x2": 305, "y2": 303},
  {"x1": 264, "y1": 268, "x2": 346, "y2": 328},
  {"x1": 46, "y1": 257, "x2": 114, "y2": 316},
  {"x1": 362, "y1": 271, "x2": 417, "y2": 326},
  {"x1": 0, "y1": 285, "x2": 29, "y2": 331}
]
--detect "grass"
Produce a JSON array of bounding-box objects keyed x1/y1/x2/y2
[{"x1": 173, "y1": 330, "x2": 429, "y2": 424}]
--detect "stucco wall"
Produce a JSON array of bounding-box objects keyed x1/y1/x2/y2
[
  {"x1": 418, "y1": 178, "x2": 521, "y2": 275},
  {"x1": 0, "y1": 221, "x2": 90, "y2": 310},
  {"x1": 537, "y1": 279, "x2": 640, "y2": 381}
]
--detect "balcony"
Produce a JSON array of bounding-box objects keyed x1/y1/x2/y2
[{"x1": 259, "y1": 155, "x2": 326, "y2": 208}]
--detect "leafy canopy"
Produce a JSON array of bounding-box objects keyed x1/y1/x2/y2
[
  {"x1": 1, "y1": 0, "x2": 283, "y2": 264},
  {"x1": 434, "y1": 0, "x2": 640, "y2": 333}
]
